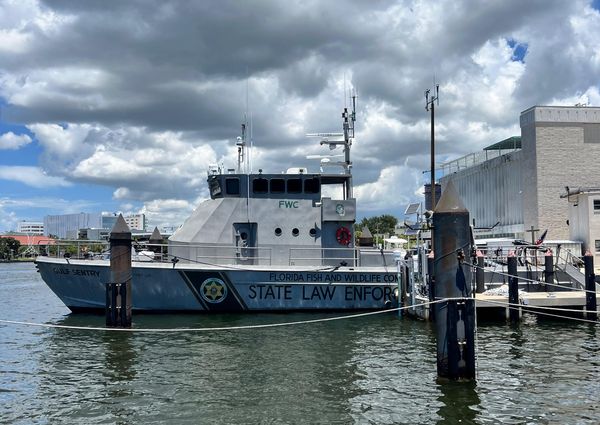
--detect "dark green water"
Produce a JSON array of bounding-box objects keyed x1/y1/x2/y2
[{"x1": 1, "y1": 262, "x2": 599, "y2": 424}]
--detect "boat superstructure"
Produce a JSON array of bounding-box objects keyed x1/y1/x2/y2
[{"x1": 36, "y1": 99, "x2": 402, "y2": 312}]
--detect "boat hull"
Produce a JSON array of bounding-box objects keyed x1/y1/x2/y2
[{"x1": 35, "y1": 257, "x2": 400, "y2": 313}]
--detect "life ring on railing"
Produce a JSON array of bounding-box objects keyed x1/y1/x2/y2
[{"x1": 336, "y1": 226, "x2": 352, "y2": 246}]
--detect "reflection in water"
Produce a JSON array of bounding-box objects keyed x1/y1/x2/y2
[{"x1": 436, "y1": 381, "x2": 480, "y2": 424}]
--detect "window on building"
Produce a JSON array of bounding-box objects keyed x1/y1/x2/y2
[
  {"x1": 287, "y1": 179, "x2": 302, "y2": 193},
  {"x1": 594, "y1": 199, "x2": 600, "y2": 212},
  {"x1": 270, "y1": 178, "x2": 285, "y2": 193},
  {"x1": 225, "y1": 178, "x2": 240, "y2": 195},
  {"x1": 595, "y1": 240, "x2": 600, "y2": 251},
  {"x1": 253, "y1": 178, "x2": 268, "y2": 194}
]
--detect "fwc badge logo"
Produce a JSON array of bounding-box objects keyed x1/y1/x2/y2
[
  {"x1": 200, "y1": 278, "x2": 228, "y2": 303},
  {"x1": 335, "y1": 203, "x2": 345, "y2": 217}
]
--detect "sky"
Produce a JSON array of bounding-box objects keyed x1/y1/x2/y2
[{"x1": 1, "y1": 0, "x2": 600, "y2": 232}]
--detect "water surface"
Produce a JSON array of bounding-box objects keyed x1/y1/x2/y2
[{"x1": 1, "y1": 262, "x2": 599, "y2": 424}]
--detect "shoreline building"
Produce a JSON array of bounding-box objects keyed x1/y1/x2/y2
[
  {"x1": 440, "y1": 105, "x2": 600, "y2": 241},
  {"x1": 16, "y1": 221, "x2": 44, "y2": 235},
  {"x1": 44, "y1": 212, "x2": 147, "y2": 239},
  {"x1": 44, "y1": 213, "x2": 101, "y2": 239}
]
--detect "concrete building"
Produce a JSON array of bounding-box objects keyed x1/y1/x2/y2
[
  {"x1": 440, "y1": 105, "x2": 600, "y2": 240},
  {"x1": 562, "y1": 187, "x2": 600, "y2": 258},
  {"x1": 16, "y1": 221, "x2": 44, "y2": 235},
  {"x1": 44, "y1": 213, "x2": 101, "y2": 239}
]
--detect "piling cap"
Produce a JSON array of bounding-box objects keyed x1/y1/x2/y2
[
  {"x1": 360, "y1": 226, "x2": 373, "y2": 238},
  {"x1": 149, "y1": 226, "x2": 162, "y2": 242},
  {"x1": 434, "y1": 180, "x2": 467, "y2": 213},
  {"x1": 110, "y1": 214, "x2": 131, "y2": 239}
]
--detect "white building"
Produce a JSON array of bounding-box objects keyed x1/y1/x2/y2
[
  {"x1": 17, "y1": 221, "x2": 44, "y2": 235},
  {"x1": 123, "y1": 213, "x2": 146, "y2": 231},
  {"x1": 562, "y1": 187, "x2": 600, "y2": 259},
  {"x1": 440, "y1": 105, "x2": 600, "y2": 241}
]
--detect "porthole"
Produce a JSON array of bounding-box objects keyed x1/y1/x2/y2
[
  {"x1": 240, "y1": 232, "x2": 248, "y2": 240},
  {"x1": 292, "y1": 228, "x2": 299, "y2": 237},
  {"x1": 309, "y1": 228, "x2": 316, "y2": 237},
  {"x1": 275, "y1": 228, "x2": 282, "y2": 236}
]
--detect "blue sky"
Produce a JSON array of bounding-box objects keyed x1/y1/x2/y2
[{"x1": 1, "y1": 0, "x2": 600, "y2": 232}]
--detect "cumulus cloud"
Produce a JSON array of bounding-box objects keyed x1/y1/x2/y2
[
  {"x1": 0, "y1": 0, "x2": 598, "y2": 227},
  {"x1": 0, "y1": 165, "x2": 71, "y2": 188},
  {"x1": 0, "y1": 132, "x2": 32, "y2": 150}
]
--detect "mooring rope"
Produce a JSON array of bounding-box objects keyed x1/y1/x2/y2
[{"x1": 0, "y1": 299, "x2": 446, "y2": 333}]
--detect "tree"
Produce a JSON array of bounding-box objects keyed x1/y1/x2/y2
[
  {"x1": 0, "y1": 237, "x2": 22, "y2": 260},
  {"x1": 355, "y1": 215, "x2": 398, "y2": 237}
]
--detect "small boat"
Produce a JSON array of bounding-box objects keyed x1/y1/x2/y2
[{"x1": 36, "y1": 100, "x2": 401, "y2": 312}]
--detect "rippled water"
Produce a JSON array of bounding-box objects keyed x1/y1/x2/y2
[{"x1": 1, "y1": 262, "x2": 599, "y2": 424}]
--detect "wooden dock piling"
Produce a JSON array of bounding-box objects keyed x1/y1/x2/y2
[
  {"x1": 106, "y1": 214, "x2": 132, "y2": 328},
  {"x1": 507, "y1": 251, "x2": 520, "y2": 323},
  {"x1": 584, "y1": 251, "x2": 597, "y2": 321},
  {"x1": 433, "y1": 181, "x2": 475, "y2": 381},
  {"x1": 475, "y1": 250, "x2": 485, "y2": 293}
]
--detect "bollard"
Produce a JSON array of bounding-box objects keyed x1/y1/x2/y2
[
  {"x1": 507, "y1": 251, "x2": 520, "y2": 323},
  {"x1": 106, "y1": 214, "x2": 132, "y2": 327},
  {"x1": 544, "y1": 249, "x2": 554, "y2": 287},
  {"x1": 428, "y1": 251, "x2": 435, "y2": 322},
  {"x1": 584, "y1": 251, "x2": 597, "y2": 321},
  {"x1": 433, "y1": 181, "x2": 475, "y2": 380},
  {"x1": 475, "y1": 250, "x2": 485, "y2": 293}
]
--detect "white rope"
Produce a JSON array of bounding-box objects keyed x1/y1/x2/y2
[{"x1": 0, "y1": 299, "x2": 445, "y2": 333}]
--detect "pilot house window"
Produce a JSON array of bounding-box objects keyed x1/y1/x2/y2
[
  {"x1": 253, "y1": 178, "x2": 268, "y2": 193},
  {"x1": 304, "y1": 178, "x2": 320, "y2": 194},
  {"x1": 225, "y1": 178, "x2": 240, "y2": 195},
  {"x1": 270, "y1": 178, "x2": 285, "y2": 193},
  {"x1": 287, "y1": 178, "x2": 302, "y2": 193}
]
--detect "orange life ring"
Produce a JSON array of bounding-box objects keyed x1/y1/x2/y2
[{"x1": 336, "y1": 226, "x2": 351, "y2": 245}]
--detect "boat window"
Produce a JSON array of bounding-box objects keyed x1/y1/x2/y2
[
  {"x1": 594, "y1": 199, "x2": 600, "y2": 211},
  {"x1": 225, "y1": 178, "x2": 240, "y2": 195},
  {"x1": 292, "y1": 228, "x2": 299, "y2": 237},
  {"x1": 309, "y1": 228, "x2": 316, "y2": 237},
  {"x1": 275, "y1": 228, "x2": 282, "y2": 236},
  {"x1": 304, "y1": 177, "x2": 320, "y2": 194},
  {"x1": 270, "y1": 178, "x2": 285, "y2": 193},
  {"x1": 287, "y1": 179, "x2": 302, "y2": 193},
  {"x1": 253, "y1": 178, "x2": 268, "y2": 194}
]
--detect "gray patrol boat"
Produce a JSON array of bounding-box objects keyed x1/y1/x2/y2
[{"x1": 36, "y1": 100, "x2": 402, "y2": 312}]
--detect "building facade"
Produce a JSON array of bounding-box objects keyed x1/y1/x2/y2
[
  {"x1": 562, "y1": 187, "x2": 600, "y2": 258},
  {"x1": 16, "y1": 221, "x2": 44, "y2": 235},
  {"x1": 440, "y1": 105, "x2": 600, "y2": 240},
  {"x1": 44, "y1": 213, "x2": 101, "y2": 239}
]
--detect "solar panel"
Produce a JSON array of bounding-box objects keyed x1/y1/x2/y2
[{"x1": 404, "y1": 203, "x2": 421, "y2": 215}]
